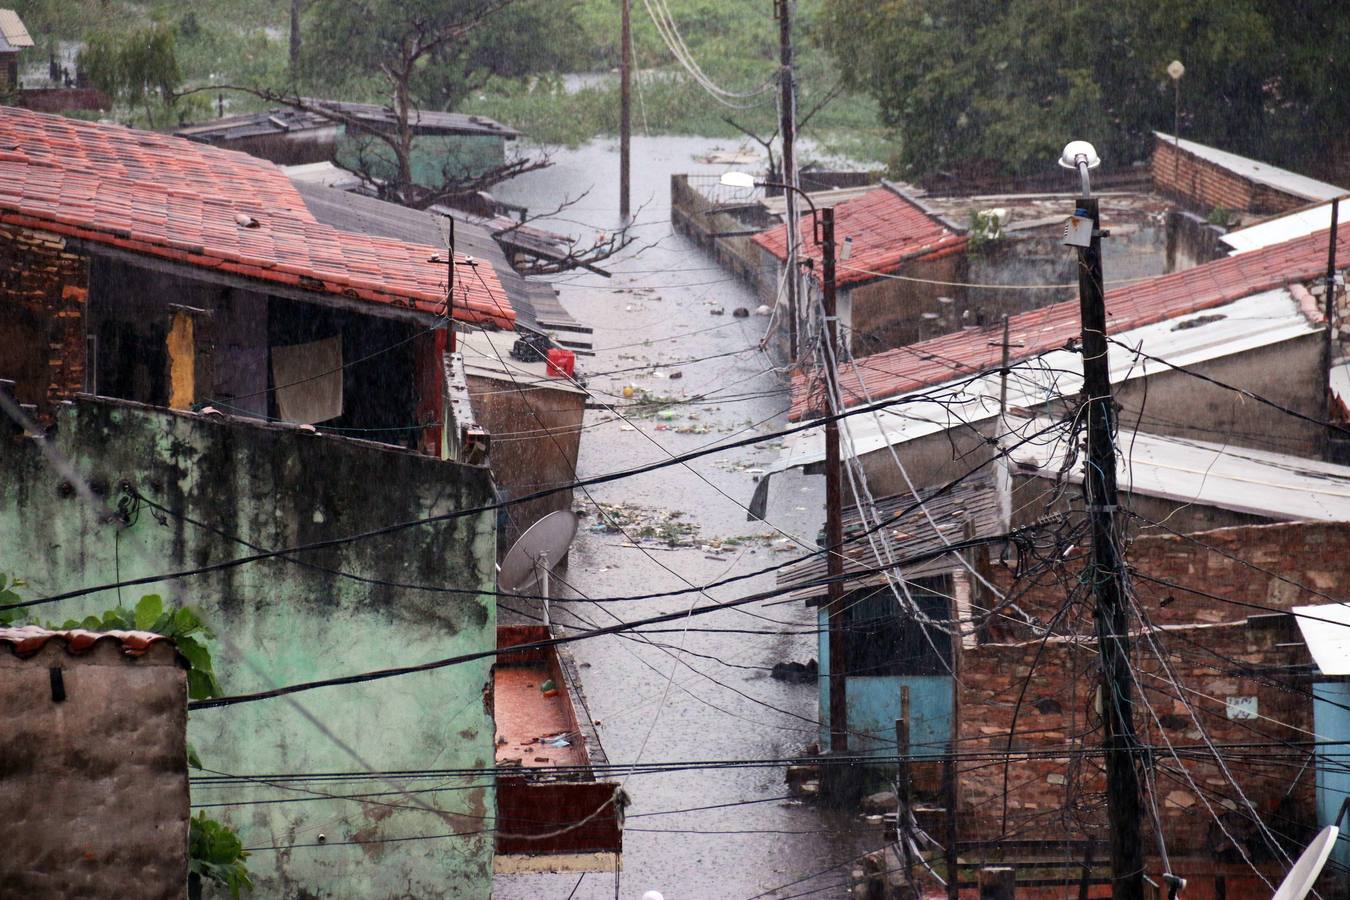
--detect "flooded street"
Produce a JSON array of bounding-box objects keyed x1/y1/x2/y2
[{"x1": 492, "y1": 138, "x2": 873, "y2": 898}]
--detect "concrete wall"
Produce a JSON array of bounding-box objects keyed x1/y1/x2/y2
[
  {"x1": 0, "y1": 637, "x2": 188, "y2": 899},
  {"x1": 466, "y1": 372, "x2": 585, "y2": 556},
  {"x1": 0, "y1": 397, "x2": 499, "y2": 899},
  {"x1": 337, "y1": 132, "x2": 508, "y2": 187}
]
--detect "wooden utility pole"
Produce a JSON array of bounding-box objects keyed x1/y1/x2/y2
[
  {"x1": 619, "y1": 0, "x2": 632, "y2": 221},
  {"x1": 776, "y1": 0, "x2": 799, "y2": 359},
  {"x1": 1075, "y1": 193, "x2": 1144, "y2": 900},
  {"x1": 822, "y1": 206, "x2": 849, "y2": 776}
]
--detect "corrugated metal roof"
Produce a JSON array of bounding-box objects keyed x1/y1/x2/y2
[
  {"x1": 791, "y1": 222, "x2": 1350, "y2": 421},
  {"x1": 0, "y1": 107, "x2": 514, "y2": 328},
  {"x1": 771, "y1": 288, "x2": 1318, "y2": 473},
  {"x1": 1155, "y1": 132, "x2": 1345, "y2": 202},
  {"x1": 1221, "y1": 200, "x2": 1347, "y2": 254},
  {"x1": 776, "y1": 479, "x2": 1001, "y2": 601},
  {"x1": 0, "y1": 625, "x2": 172, "y2": 658},
  {"x1": 754, "y1": 184, "x2": 966, "y2": 288},
  {"x1": 1292, "y1": 603, "x2": 1350, "y2": 675},
  {"x1": 0, "y1": 10, "x2": 33, "y2": 48},
  {"x1": 1008, "y1": 416, "x2": 1350, "y2": 521}
]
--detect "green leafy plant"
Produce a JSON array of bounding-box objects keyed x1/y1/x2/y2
[
  {"x1": 1207, "y1": 205, "x2": 1234, "y2": 227},
  {"x1": 188, "y1": 812, "x2": 253, "y2": 899},
  {"x1": 50, "y1": 594, "x2": 223, "y2": 700},
  {"x1": 0, "y1": 574, "x2": 27, "y2": 626}
]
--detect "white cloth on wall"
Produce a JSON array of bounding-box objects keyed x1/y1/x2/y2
[{"x1": 271, "y1": 336, "x2": 343, "y2": 424}]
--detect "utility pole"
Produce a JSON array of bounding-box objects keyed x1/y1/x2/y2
[
  {"x1": 1064, "y1": 142, "x2": 1144, "y2": 900},
  {"x1": 821, "y1": 206, "x2": 849, "y2": 789},
  {"x1": 775, "y1": 0, "x2": 800, "y2": 360},
  {"x1": 619, "y1": 0, "x2": 632, "y2": 221}
]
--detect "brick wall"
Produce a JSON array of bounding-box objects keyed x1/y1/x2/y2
[
  {"x1": 953, "y1": 522, "x2": 1345, "y2": 894},
  {"x1": 0, "y1": 222, "x2": 89, "y2": 408},
  {"x1": 1153, "y1": 137, "x2": 1309, "y2": 216}
]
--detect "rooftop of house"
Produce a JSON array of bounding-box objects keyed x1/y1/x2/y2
[
  {"x1": 769, "y1": 286, "x2": 1319, "y2": 472},
  {"x1": 775, "y1": 479, "x2": 1001, "y2": 604},
  {"x1": 1155, "y1": 132, "x2": 1345, "y2": 203},
  {"x1": 789, "y1": 221, "x2": 1350, "y2": 421},
  {"x1": 1008, "y1": 416, "x2": 1350, "y2": 522},
  {"x1": 284, "y1": 180, "x2": 589, "y2": 349},
  {"x1": 177, "y1": 102, "x2": 520, "y2": 142},
  {"x1": 0, "y1": 9, "x2": 32, "y2": 53},
  {"x1": 0, "y1": 625, "x2": 174, "y2": 659},
  {"x1": 0, "y1": 107, "x2": 513, "y2": 329},
  {"x1": 753, "y1": 182, "x2": 967, "y2": 287},
  {"x1": 459, "y1": 328, "x2": 587, "y2": 396}
]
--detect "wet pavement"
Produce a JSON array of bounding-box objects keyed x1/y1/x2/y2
[{"x1": 491, "y1": 138, "x2": 874, "y2": 899}]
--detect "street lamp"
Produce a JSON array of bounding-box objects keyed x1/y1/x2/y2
[
  {"x1": 1058, "y1": 139, "x2": 1100, "y2": 198},
  {"x1": 720, "y1": 170, "x2": 822, "y2": 244},
  {"x1": 1167, "y1": 60, "x2": 1185, "y2": 182}
]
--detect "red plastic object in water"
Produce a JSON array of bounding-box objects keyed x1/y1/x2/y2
[{"x1": 546, "y1": 348, "x2": 576, "y2": 378}]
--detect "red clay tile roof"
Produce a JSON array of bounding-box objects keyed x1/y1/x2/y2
[
  {"x1": 753, "y1": 184, "x2": 966, "y2": 288},
  {"x1": 0, "y1": 107, "x2": 513, "y2": 328},
  {"x1": 789, "y1": 224, "x2": 1350, "y2": 421},
  {"x1": 0, "y1": 625, "x2": 173, "y2": 658}
]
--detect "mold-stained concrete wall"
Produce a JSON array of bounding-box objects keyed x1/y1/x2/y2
[
  {"x1": 0, "y1": 397, "x2": 499, "y2": 899},
  {"x1": 0, "y1": 637, "x2": 188, "y2": 900}
]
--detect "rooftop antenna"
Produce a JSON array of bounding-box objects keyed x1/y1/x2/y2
[{"x1": 498, "y1": 510, "x2": 579, "y2": 626}]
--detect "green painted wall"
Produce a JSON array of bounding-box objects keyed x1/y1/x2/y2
[
  {"x1": 335, "y1": 130, "x2": 509, "y2": 188},
  {"x1": 0, "y1": 398, "x2": 498, "y2": 899}
]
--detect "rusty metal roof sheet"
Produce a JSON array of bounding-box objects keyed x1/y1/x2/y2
[{"x1": 776, "y1": 478, "x2": 1001, "y2": 603}]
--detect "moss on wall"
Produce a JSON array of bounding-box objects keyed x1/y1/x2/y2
[{"x1": 1, "y1": 397, "x2": 498, "y2": 899}]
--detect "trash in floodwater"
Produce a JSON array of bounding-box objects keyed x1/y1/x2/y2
[
  {"x1": 755, "y1": 304, "x2": 772, "y2": 316},
  {"x1": 733, "y1": 307, "x2": 750, "y2": 318},
  {"x1": 709, "y1": 306, "x2": 725, "y2": 315}
]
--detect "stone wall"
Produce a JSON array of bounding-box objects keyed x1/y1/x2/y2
[
  {"x1": 0, "y1": 222, "x2": 89, "y2": 408},
  {"x1": 0, "y1": 636, "x2": 187, "y2": 899},
  {"x1": 0, "y1": 396, "x2": 499, "y2": 899}
]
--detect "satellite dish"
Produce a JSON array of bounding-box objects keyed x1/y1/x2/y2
[
  {"x1": 1271, "y1": 824, "x2": 1340, "y2": 900},
  {"x1": 498, "y1": 511, "x2": 578, "y2": 625}
]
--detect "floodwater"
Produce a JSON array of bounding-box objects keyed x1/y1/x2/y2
[{"x1": 491, "y1": 137, "x2": 874, "y2": 898}]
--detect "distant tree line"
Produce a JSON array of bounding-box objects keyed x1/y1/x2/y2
[{"x1": 816, "y1": 0, "x2": 1350, "y2": 178}]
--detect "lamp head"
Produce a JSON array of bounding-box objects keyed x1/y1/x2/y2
[
  {"x1": 1058, "y1": 140, "x2": 1101, "y2": 171},
  {"x1": 1167, "y1": 59, "x2": 1185, "y2": 81},
  {"x1": 719, "y1": 171, "x2": 756, "y2": 189}
]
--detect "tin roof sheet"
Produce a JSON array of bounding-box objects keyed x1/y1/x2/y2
[{"x1": 1292, "y1": 604, "x2": 1350, "y2": 676}]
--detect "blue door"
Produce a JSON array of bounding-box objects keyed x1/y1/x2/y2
[{"x1": 1313, "y1": 682, "x2": 1350, "y2": 868}]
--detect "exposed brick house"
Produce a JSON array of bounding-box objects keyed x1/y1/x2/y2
[
  {"x1": 1153, "y1": 133, "x2": 1345, "y2": 218},
  {"x1": 753, "y1": 182, "x2": 969, "y2": 354},
  {"x1": 944, "y1": 521, "x2": 1350, "y2": 898}
]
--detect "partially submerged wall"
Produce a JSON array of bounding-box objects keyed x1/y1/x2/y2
[{"x1": 0, "y1": 397, "x2": 499, "y2": 899}]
